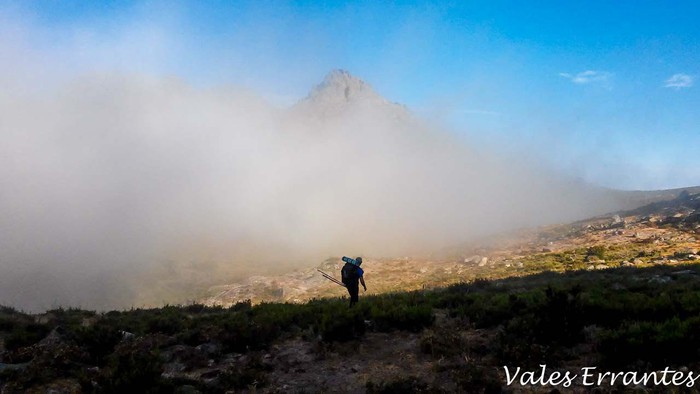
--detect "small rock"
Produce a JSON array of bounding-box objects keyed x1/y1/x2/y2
[
  {"x1": 174, "y1": 385, "x2": 200, "y2": 394},
  {"x1": 671, "y1": 270, "x2": 695, "y2": 276},
  {"x1": 633, "y1": 258, "x2": 644, "y2": 265},
  {"x1": 478, "y1": 257, "x2": 489, "y2": 267},
  {"x1": 621, "y1": 261, "x2": 634, "y2": 267},
  {"x1": 39, "y1": 326, "x2": 67, "y2": 347},
  {"x1": 0, "y1": 363, "x2": 29, "y2": 372},
  {"x1": 163, "y1": 362, "x2": 187, "y2": 374},
  {"x1": 463, "y1": 255, "x2": 481, "y2": 264},
  {"x1": 196, "y1": 342, "x2": 221, "y2": 357},
  {"x1": 649, "y1": 275, "x2": 672, "y2": 284},
  {"x1": 595, "y1": 264, "x2": 609, "y2": 270},
  {"x1": 120, "y1": 331, "x2": 135, "y2": 341},
  {"x1": 689, "y1": 254, "x2": 699, "y2": 260}
]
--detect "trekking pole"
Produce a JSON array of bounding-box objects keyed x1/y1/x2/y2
[
  {"x1": 321, "y1": 272, "x2": 346, "y2": 287},
  {"x1": 317, "y1": 269, "x2": 346, "y2": 287},
  {"x1": 320, "y1": 271, "x2": 345, "y2": 287}
]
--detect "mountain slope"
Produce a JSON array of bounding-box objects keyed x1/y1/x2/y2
[{"x1": 202, "y1": 189, "x2": 700, "y2": 307}]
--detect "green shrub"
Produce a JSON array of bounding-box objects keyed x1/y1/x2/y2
[
  {"x1": 0, "y1": 316, "x2": 17, "y2": 331},
  {"x1": 587, "y1": 245, "x2": 606, "y2": 260},
  {"x1": 600, "y1": 317, "x2": 700, "y2": 368},
  {"x1": 319, "y1": 308, "x2": 366, "y2": 342},
  {"x1": 215, "y1": 357, "x2": 270, "y2": 391},
  {"x1": 450, "y1": 364, "x2": 503, "y2": 393},
  {"x1": 366, "y1": 376, "x2": 429, "y2": 394},
  {"x1": 420, "y1": 328, "x2": 465, "y2": 358},
  {"x1": 4, "y1": 323, "x2": 50, "y2": 351},
  {"x1": 371, "y1": 303, "x2": 434, "y2": 332},
  {"x1": 100, "y1": 341, "x2": 167, "y2": 394},
  {"x1": 77, "y1": 324, "x2": 123, "y2": 366}
]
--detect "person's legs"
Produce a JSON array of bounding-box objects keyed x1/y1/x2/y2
[{"x1": 347, "y1": 282, "x2": 359, "y2": 307}]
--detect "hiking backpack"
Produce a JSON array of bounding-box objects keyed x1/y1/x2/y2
[{"x1": 341, "y1": 263, "x2": 358, "y2": 283}]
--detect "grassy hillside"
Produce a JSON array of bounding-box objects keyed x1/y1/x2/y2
[{"x1": 3, "y1": 262, "x2": 700, "y2": 392}]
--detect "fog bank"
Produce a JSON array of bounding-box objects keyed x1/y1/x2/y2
[{"x1": 0, "y1": 69, "x2": 630, "y2": 311}]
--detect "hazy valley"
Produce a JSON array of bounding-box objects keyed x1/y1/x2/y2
[{"x1": 3, "y1": 188, "x2": 700, "y2": 392}]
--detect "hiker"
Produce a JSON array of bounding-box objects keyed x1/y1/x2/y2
[{"x1": 341, "y1": 256, "x2": 366, "y2": 307}]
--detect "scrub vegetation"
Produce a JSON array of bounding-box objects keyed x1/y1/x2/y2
[{"x1": 3, "y1": 263, "x2": 700, "y2": 392}]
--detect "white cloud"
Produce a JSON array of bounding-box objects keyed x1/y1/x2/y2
[
  {"x1": 664, "y1": 73, "x2": 694, "y2": 89},
  {"x1": 559, "y1": 70, "x2": 612, "y2": 85}
]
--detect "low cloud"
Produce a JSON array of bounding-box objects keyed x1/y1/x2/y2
[
  {"x1": 559, "y1": 70, "x2": 612, "y2": 85},
  {"x1": 0, "y1": 11, "x2": 630, "y2": 312},
  {"x1": 0, "y1": 70, "x2": 630, "y2": 311},
  {"x1": 664, "y1": 73, "x2": 694, "y2": 89}
]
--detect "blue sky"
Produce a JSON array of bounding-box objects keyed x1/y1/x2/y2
[{"x1": 3, "y1": 0, "x2": 700, "y2": 190}]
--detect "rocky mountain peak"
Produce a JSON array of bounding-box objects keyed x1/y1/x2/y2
[
  {"x1": 305, "y1": 69, "x2": 378, "y2": 103},
  {"x1": 294, "y1": 69, "x2": 407, "y2": 118}
]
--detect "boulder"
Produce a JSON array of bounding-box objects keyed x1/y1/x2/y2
[
  {"x1": 671, "y1": 270, "x2": 695, "y2": 276},
  {"x1": 195, "y1": 342, "x2": 222, "y2": 358},
  {"x1": 649, "y1": 276, "x2": 672, "y2": 284},
  {"x1": 611, "y1": 283, "x2": 626, "y2": 290},
  {"x1": 120, "y1": 330, "x2": 135, "y2": 341},
  {"x1": 463, "y1": 255, "x2": 481, "y2": 264},
  {"x1": 39, "y1": 326, "x2": 68, "y2": 347}
]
